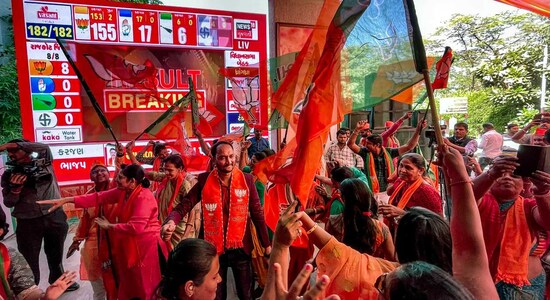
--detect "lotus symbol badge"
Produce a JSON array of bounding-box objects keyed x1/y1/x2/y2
[{"x1": 235, "y1": 189, "x2": 247, "y2": 202}]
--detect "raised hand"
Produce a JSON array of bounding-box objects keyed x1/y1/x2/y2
[
  {"x1": 274, "y1": 201, "x2": 303, "y2": 248},
  {"x1": 126, "y1": 141, "x2": 135, "y2": 151},
  {"x1": 355, "y1": 120, "x2": 369, "y2": 131},
  {"x1": 487, "y1": 155, "x2": 519, "y2": 180},
  {"x1": 436, "y1": 144, "x2": 469, "y2": 180},
  {"x1": 268, "y1": 262, "x2": 340, "y2": 300},
  {"x1": 530, "y1": 170, "x2": 550, "y2": 195}
]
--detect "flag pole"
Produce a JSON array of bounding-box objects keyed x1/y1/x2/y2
[
  {"x1": 56, "y1": 38, "x2": 119, "y2": 145},
  {"x1": 404, "y1": 0, "x2": 444, "y2": 146}
]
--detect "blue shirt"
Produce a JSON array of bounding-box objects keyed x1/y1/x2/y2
[{"x1": 248, "y1": 137, "x2": 270, "y2": 158}]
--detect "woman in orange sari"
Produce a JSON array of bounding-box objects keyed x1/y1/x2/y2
[
  {"x1": 380, "y1": 153, "x2": 442, "y2": 234},
  {"x1": 39, "y1": 164, "x2": 166, "y2": 300},
  {"x1": 471, "y1": 155, "x2": 550, "y2": 299}
]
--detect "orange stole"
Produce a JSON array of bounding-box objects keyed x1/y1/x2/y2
[
  {"x1": 388, "y1": 177, "x2": 424, "y2": 209},
  {"x1": 202, "y1": 169, "x2": 249, "y2": 254},
  {"x1": 367, "y1": 148, "x2": 394, "y2": 194},
  {"x1": 150, "y1": 157, "x2": 162, "y2": 192},
  {"x1": 157, "y1": 173, "x2": 184, "y2": 214},
  {"x1": 496, "y1": 196, "x2": 531, "y2": 286}
]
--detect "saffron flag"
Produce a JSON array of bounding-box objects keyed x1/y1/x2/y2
[
  {"x1": 432, "y1": 47, "x2": 453, "y2": 90},
  {"x1": 495, "y1": 0, "x2": 550, "y2": 18},
  {"x1": 269, "y1": 0, "x2": 341, "y2": 129},
  {"x1": 288, "y1": 0, "x2": 372, "y2": 203}
]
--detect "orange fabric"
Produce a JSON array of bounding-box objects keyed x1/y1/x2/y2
[
  {"x1": 157, "y1": 173, "x2": 184, "y2": 214},
  {"x1": 495, "y1": 0, "x2": 550, "y2": 18},
  {"x1": 202, "y1": 168, "x2": 249, "y2": 254},
  {"x1": 114, "y1": 186, "x2": 144, "y2": 268},
  {"x1": 389, "y1": 177, "x2": 424, "y2": 209},
  {"x1": 316, "y1": 237, "x2": 398, "y2": 299},
  {"x1": 496, "y1": 196, "x2": 531, "y2": 286},
  {"x1": 367, "y1": 149, "x2": 394, "y2": 194},
  {"x1": 271, "y1": 0, "x2": 340, "y2": 127},
  {"x1": 150, "y1": 157, "x2": 162, "y2": 192}
]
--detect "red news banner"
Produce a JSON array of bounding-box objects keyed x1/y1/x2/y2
[{"x1": 12, "y1": 0, "x2": 268, "y2": 184}]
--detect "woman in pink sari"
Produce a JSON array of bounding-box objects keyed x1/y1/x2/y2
[{"x1": 39, "y1": 164, "x2": 165, "y2": 300}]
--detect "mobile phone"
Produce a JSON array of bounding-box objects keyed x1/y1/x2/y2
[{"x1": 514, "y1": 144, "x2": 550, "y2": 177}]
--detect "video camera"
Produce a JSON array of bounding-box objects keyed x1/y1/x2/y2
[
  {"x1": 425, "y1": 125, "x2": 448, "y2": 147},
  {"x1": 5, "y1": 156, "x2": 51, "y2": 180}
]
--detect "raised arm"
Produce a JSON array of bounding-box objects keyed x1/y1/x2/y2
[
  {"x1": 438, "y1": 144, "x2": 498, "y2": 299},
  {"x1": 125, "y1": 141, "x2": 140, "y2": 165},
  {"x1": 529, "y1": 171, "x2": 550, "y2": 230},
  {"x1": 472, "y1": 156, "x2": 519, "y2": 203},
  {"x1": 397, "y1": 120, "x2": 425, "y2": 155},
  {"x1": 512, "y1": 119, "x2": 538, "y2": 143},
  {"x1": 239, "y1": 141, "x2": 251, "y2": 170},
  {"x1": 193, "y1": 126, "x2": 211, "y2": 156},
  {"x1": 135, "y1": 141, "x2": 155, "y2": 165},
  {"x1": 381, "y1": 111, "x2": 411, "y2": 140},
  {"x1": 347, "y1": 120, "x2": 368, "y2": 154}
]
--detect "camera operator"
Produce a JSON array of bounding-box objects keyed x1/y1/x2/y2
[{"x1": 0, "y1": 139, "x2": 79, "y2": 291}]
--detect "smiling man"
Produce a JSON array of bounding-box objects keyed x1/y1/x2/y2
[{"x1": 161, "y1": 141, "x2": 271, "y2": 300}]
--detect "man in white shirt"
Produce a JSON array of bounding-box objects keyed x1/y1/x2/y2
[{"x1": 478, "y1": 123, "x2": 503, "y2": 170}]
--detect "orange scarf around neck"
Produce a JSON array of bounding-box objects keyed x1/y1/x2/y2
[
  {"x1": 157, "y1": 173, "x2": 184, "y2": 214},
  {"x1": 202, "y1": 169, "x2": 249, "y2": 254},
  {"x1": 389, "y1": 177, "x2": 424, "y2": 209},
  {"x1": 114, "y1": 186, "x2": 144, "y2": 268},
  {"x1": 150, "y1": 157, "x2": 162, "y2": 192},
  {"x1": 496, "y1": 196, "x2": 531, "y2": 286},
  {"x1": 367, "y1": 148, "x2": 394, "y2": 194}
]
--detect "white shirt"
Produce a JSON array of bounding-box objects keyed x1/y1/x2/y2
[{"x1": 478, "y1": 129, "x2": 503, "y2": 158}]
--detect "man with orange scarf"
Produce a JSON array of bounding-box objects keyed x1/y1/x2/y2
[
  {"x1": 162, "y1": 141, "x2": 271, "y2": 300},
  {"x1": 472, "y1": 155, "x2": 550, "y2": 298},
  {"x1": 348, "y1": 120, "x2": 425, "y2": 200}
]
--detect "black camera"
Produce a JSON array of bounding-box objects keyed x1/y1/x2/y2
[
  {"x1": 425, "y1": 125, "x2": 447, "y2": 147},
  {"x1": 6, "y1": 158, "x2": 50, "y2": 180}
]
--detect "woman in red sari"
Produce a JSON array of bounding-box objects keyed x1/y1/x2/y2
[
  {"x1": 39, "y1": 164, "x2": 166, "y2": 300},
  {"x1": 380, "y1": 153, "x2": 443, "y2": 234}
]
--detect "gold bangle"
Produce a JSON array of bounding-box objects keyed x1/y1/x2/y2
[{"x1": 306, "y1": 224, "x2": 318, "y2": 235}]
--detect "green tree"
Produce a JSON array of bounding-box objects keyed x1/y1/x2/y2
[
  {"x1": 428, "y1": 12, "x2": 550, "y2": 133},
  {"x1": 0, "y1": 15, "x2": 21, "y2": 144}
]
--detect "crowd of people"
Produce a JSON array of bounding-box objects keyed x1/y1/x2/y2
[{"x1": 1, "y1": 112, "x2": 550, "y2": 299}]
